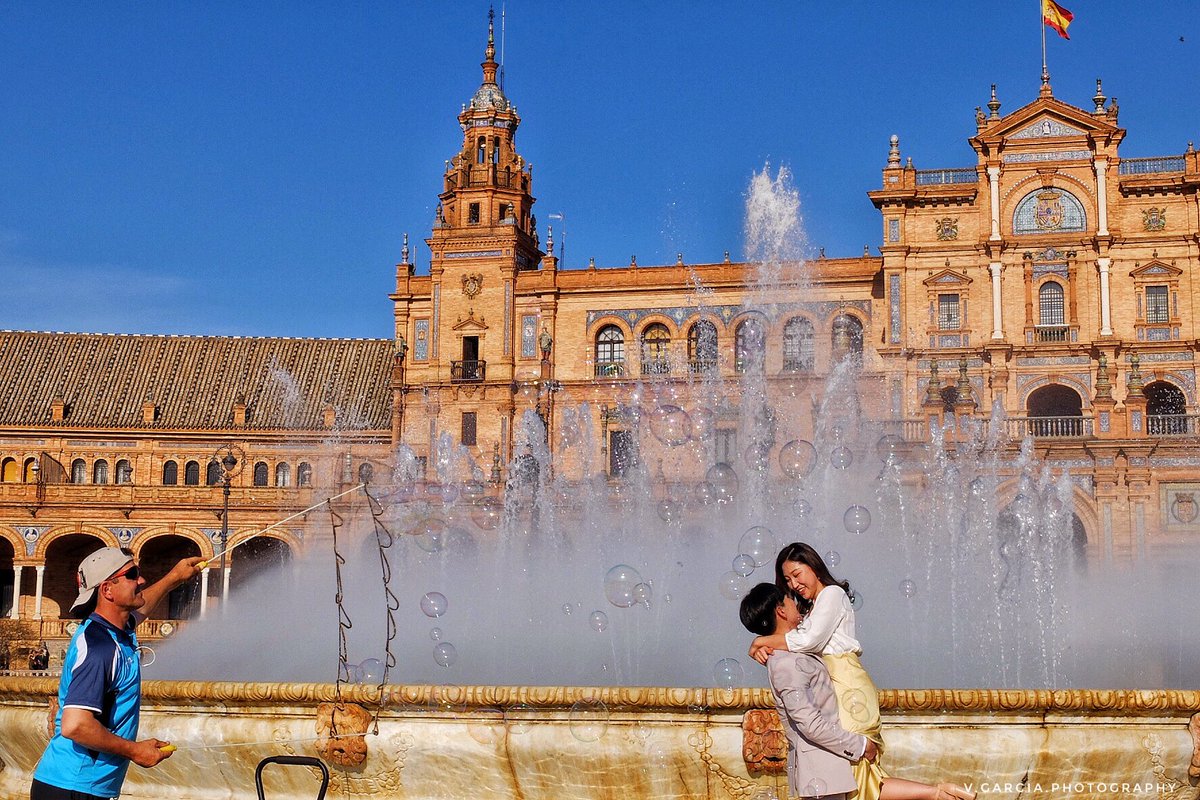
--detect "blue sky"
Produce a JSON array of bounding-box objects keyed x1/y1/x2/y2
[{"x1": 2, "y1": 2, "x2": 1196, "y2": 338}]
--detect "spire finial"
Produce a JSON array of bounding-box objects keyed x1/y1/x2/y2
[
  {"x1": 887, "y1": 134, "x2": 901, "y2": 167},
  {"x1": 486, "y1": 7, "x2": 496, "y2": 61},
  {"x1": 1039, "y1": 67, "x2": 1052, "y2": 98},
  {"x1": 1093, "y1": 79, "x2": 1106, "y2": 113},
  {"x1": 987, "y1": 84, "x2": 1001, "y2": 119},
  {"x1": 402, "y1": 233, "x2": 410, "y2": 264}
]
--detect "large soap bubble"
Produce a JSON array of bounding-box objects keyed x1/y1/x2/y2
[
  {"x1": 589, "y1": 611, "x2": 609, "y2": 632},
  {"x1": 738, "y1": 526, "x2": 775, "y2": 567},
  {"x1": 471, "y1": 496, "x2": 502, "y2": 531},
  {"x1": 421, "y1": 592, "x2": 448, "y2": 618},
  {"x1": 433, "y1": 642, "x2": 457, "y2": 667},
  {"x1": 689, "y1": 406, "x2": 716, "y2": 441},
  {"x1": 830, "y1": 445, "x2": 854, "y2": 470},
  {"x1": 461, "y1": 480, "x2": 486, "y2": 502},
  {"x1": 743, "y1": 442, "x2": 771, "y2": 472},
  {"x1": 632, "y1": 582, "x2": 653, "y2": 607},
  {"x1": 648, "y1": 405, "x2": 692, "y2": 447},
  {"x1": 707, "y1": 463, "x2": 739, "y2": 504},
  {"x1": 656, "y1": 498, "x2": 682, "y2": 523},
  {"x1": 568, "y1": 698, "x2": 609, "y2": 742},
  {"x1": 718, "y1": 570, "x2": 750, "y2": 600},
  {"x1": 603, "y1": 564, "x2": 643, "y2": 608},
  {"x1": 713, "y1": 657, "x2": 744, "y2": 689},
  {"x1": 732, "y1": 554, "x2": 756, "y2": 577},
  {"x1": 875, "y1": 433, "x2": 905, "y2": 466},
  {"x1": 779, "y1": 439, "x2": 817, "y2": 479},
  {"x1": 693, "y1": 481, "x2": 716, "y2": 506},
  {"x1": 843, "y1": 504, "x2": 871, "y2": 534},
  {"x1": 359, "y1": 658, "x2": 383, "y2": 684},
  {"x1": 413, "y1": 518, "x2": 446, "y2": 553}
]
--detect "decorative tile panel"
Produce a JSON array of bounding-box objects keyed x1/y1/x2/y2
[
  {"x1": 1002, "y1": 150, "x2": 1091, "y2": 163},
  {"x1": 1131, "y1": 410, "x2": 1143, "y2": 432},
  {"x1": 108, "y1": 527, "x2": 141, "y2": 544},
  {"x1": 19, "y1": 527, "x2": 49, "y2": 557},
  {"x1": 1014, "y1": 188, "x2": 1087, "y2": 234},
  {"x1": 1032, "y1": 264, "x2": 1069, "y2": 279},
  {"x1": 444, "y1": 250, "x2": 503, "y2": 259},
  {"x1": 1010, "y1": 118, "x2": 1086, "y2": 139},
  {"x1": 432, "y1": 287, "x2": 440, "y2": 359},
  {"x1": 888, "y1": 218, "x2": 900, "y2": 242},
  {"x1": 1016, "y1": 356, "x2": 1091, "y2": 367},
  {"x1": 1137, "y1": 351, "x2": 1192, "y2": 363},
  {"x1": 1160, "y1": 483, "x2": 1200, "y2": 530},
  {"x1": 1099, "y1": 411, "x2": 1110, "y2": 432},
  {"x1": 414, "y1": 320, "x2": 430, "y2": 361},
  {"x1": 503, "y1": 281, "x2": 512, "y2": 355},
  {"x1": 521, "y1": 314, "x2": 538, "y2": 359},
  {"x1": 889, "y1": 275, "x2": 901, "y2": 344},
  {"x1": 585, "y1": 301, "x2": 871, "y2": 330}
]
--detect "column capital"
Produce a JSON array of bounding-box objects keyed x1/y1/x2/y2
[{"x1": 986, "y1": 165, "x2": 1001, "y2": 178}]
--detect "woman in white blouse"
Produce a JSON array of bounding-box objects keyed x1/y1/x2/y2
[{"x1": 749, "y1": 542, "x2": 974, "y2": 800}]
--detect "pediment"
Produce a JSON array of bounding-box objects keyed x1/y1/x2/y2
[
  {"x1": 452, "y1": 310, "x2": 489, "y2": 331},
  {"x1": 985, "y1": 96, "x2": 1117, "y2": 143},
  {"x1": 1010, "y1": 116, "x2": 1086, "y2": 140},
  {"x1": 1129, "y1": 260, "x2": 1182, "y2": 279},
  {"x1": 923, "y1": 269, "x2": 971, "y2": 287}
]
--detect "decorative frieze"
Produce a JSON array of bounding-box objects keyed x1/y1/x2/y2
[{"x1": 585, "y1": 301, "x2": 871, "y2": 330}]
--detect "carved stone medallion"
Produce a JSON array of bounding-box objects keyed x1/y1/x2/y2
[
  {"x1": 935, "y1": 217, "x2": 959, "y2": 241},
  {"x1": 462, "y1": 273, "x2": 484, "y2": 299},
  {"x1": 1142, "y1": 207, "x2": 1166, "y2": 232}
]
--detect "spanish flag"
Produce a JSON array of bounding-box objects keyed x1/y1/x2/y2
[{"x1": 1043, "y1": 0, "x2": 1073, "y2": 39}]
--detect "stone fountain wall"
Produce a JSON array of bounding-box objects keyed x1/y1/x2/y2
[{"x1": 0, "y1": 678, "x2": 1197, "y2": 800}]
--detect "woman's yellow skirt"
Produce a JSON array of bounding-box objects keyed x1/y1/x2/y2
[{"x1": 822, "y1": 652, "x2": 888, "y2": 800}]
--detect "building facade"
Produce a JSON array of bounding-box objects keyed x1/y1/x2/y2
[{"x1": 2, "y1": 20, "x2": 1198, "y2": 666}]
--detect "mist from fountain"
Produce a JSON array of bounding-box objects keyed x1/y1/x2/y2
[{"x1": 154, "y1": 167, "x2": 1200, "y2": 691}]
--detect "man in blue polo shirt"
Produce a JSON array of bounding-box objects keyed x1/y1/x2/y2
[{"x1": 31, "y1": 546, "x2": 203, "y2": 800}]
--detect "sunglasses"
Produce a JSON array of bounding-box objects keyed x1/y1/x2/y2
[{"x1": 107, "y1": 564, "x2": 140, "y2": 583}]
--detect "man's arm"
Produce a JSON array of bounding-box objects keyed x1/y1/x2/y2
[
  {"x1": 60, "y1": 708, "x2": 172, "y2": 768},
  {"x1": 749, "y1": 632, "x2": 788, "y2": 664},
  {"x1": 137, "y1": 557, "x2": 204, "y2": 619}
]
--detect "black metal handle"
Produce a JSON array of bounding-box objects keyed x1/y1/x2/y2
[{"x1": 255, "y1": 755, "x2": 330, "y2": 800}]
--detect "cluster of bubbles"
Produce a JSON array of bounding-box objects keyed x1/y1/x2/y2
[
  {"x1": 603, "y1": 564, "x2": 653, "y2": 609},
  {"x1": 421, "y1": 592, "x2": 457, "y2": 667}
]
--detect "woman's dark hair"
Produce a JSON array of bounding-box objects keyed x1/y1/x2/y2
[{"x1": 774, "y1": 542, "x2": 852, "y2": 614}]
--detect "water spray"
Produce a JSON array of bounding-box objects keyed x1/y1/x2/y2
[{"x1": 197, "y1": 484, "x2": 367, "y2": 570}]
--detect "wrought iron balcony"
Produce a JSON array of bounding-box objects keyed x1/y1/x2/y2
[
  {"x1": 1034, "y1": 325, "x2": 1069, "y2": 343},
  {"x1": 451, "y1": 360, "x2": 486, "y2": 382},
  {"x1": 1118, "y1": 155, "x2": 1185, "y2": 175},
  {"x1": 1148, "y1": 414, "x2": 1200, "y2": 436},
  {"x1": 782, "y1": 358, "x2": 815, "y2": 373},
  {"x1": 594, "y1": 360, "x2": 625, "y2": 378},
  {"x1": 688, "y1": 358, "x2": 718, "y2": 375},
  {"x1": 640, "y1": 358, "x2": 671, "y2": 376},
  {"x1": 915, "y1": 167, "x2": 977, "y2": 185}
]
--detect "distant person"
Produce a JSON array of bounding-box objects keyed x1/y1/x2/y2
[
  {"x1": 31, "y1": 546, "x2": 203, "y2": 800},
  {"x1": 28, "y1": 642, "x2": 50, "y2": 671},
  {"x1": 749, "y1": 544, "x2": 975, "y2": 800}
]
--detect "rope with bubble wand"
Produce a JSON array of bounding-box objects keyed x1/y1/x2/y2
[
  {"x1": 362, "y1": 485, "x2": 401, "y2": 734},
  {"x1": 196, "y1": 483, "x2": 367, "y2": 570}
]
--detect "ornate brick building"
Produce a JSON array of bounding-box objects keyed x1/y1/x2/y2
[{"x1": 2, "y1": 19, "x2": 1198, "y2": 666}]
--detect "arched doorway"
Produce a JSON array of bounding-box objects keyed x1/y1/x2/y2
[
  {"x1": 43, "y1": 533, "x2": 108, "y2": 619},
  {"x1": 1145, "y1": 381, "x2": 1188, "y2": 434},
  {"x1": 139, "y1": 535, "x2": 203, "y2": 620},
  {"x1": 0, "y1": 537, "x2": 14, "y2": 618},
  {"x1": 230, "y1": 537, "x2": 292, "y2": 592},
  {"x1": 1026, "y1": 384, "x2": 1084, "y2": 437}
]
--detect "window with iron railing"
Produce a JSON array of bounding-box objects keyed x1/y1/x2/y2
[
  {"x1": 937, "y1": 294, "x2": 961, "y2": 330},
  {"x1": 1039, "y1": 282, "x2": 1065, "y2": 326},
  {"x1": 1146, "y1": 285, "x2": 1169, "y2": 323},
  {"x1": 783, "y1": 317, "x2": 815, "y2": 372}
]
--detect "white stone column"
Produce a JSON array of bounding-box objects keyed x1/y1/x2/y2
[
  {"x1": 222, "y1": 567, "x2": 232, "y2": 604},
  {"x1": 1094, "y1": 158, "x2": 1110, "y2": 236},
  {"x1": 199, "y1": 568, "x2": 210, "y2": 618},
  {"x1": 1097, "y1": 257, "x2": 1113, "y2": 336},
  {"x1": 33, "y1": 565, "x2": 45, "y2": 619},
  {"x1": 987, "y1": 166, "x2": 1002, "y2": 241},
  {"x1": 9, "y1": 565, "x2": 22, "y2": 619},
  {"x1": 989, "y1": 262, "x2": 1004, "y2": 339}
]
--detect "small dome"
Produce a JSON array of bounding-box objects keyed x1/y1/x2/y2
[{"x1": 471, "y1": 82, "x2": 509, "y2": 112}]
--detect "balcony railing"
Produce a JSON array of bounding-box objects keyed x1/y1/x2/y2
[
  {"x1": 1034, "y1": 325, "x2": 1069, "y2": 343},
  {"x1": 1118, "y1": 156, "x2": 1186, "y2": 175},
  {"x1": 1006, "y1": 416, "x2": 1092, "y2": 438},
  {"x1": 451, "y1": 360, "x2": 486, "y2": 382},
  {"x1": 915, "y1": 167, "x2": 977, "y2": 185},
  {"x1": 1148, "y1": 414, "x2": 1200, "y2": 436},
  {"x1": 688, "y1": 358, "x2": 718, "y2": 375},
  {"x1": 640, "y1": 358, "x2": 671, "y2": 376},
  {"x1": 782, "y1": 358, "x2": 815, "y2": 373},
  {"x1": 594, "y1": 360, "x2": 625, "y2": 378}
]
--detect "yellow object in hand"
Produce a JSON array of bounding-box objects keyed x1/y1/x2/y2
[
  {"x1": 197, "y1": 561, "x2": 208, "y2": 570},
  {"x1": 159, "y1": 744, "x2": 177, "y2": 753}
]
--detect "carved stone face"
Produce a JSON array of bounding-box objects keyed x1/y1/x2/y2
[{"x1": 316, "y1": 701, "x2": 372, "y2": 767}]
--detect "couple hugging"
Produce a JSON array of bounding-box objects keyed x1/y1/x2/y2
[{"x1": 740, "y1": 543, "x2": 975, "y2": 800}]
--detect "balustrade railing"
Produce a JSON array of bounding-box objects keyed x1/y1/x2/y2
[
  {"x1": 594, "y1": 360, "x2": 625, "y2": 378},
  {"x1": 451, "y1": 360, "x2": 486, "y2": 382},
  {"x1": 688, "y1": 358, "x2": 718, "y2": 375},
  {"x1": 1147, "y1": 414, "x2": 1200, "y2": 436},
  {"x1": 640, "y1": 358, "x2": 672, "y2": 376},
  {"x1": 914, "y1": 167, "x2": 977, "y2": 185},
  {"x1": 1118, "y1": 155, "x2": 1186, "y2": 175},
  {"x1": 1034, "y1": 325, "x2": 1069, "y2": 343},
  {"x1": 1006, "y1": 416, "x2": 1091, "y2": 438}
]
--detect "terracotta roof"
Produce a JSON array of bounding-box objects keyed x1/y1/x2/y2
[{"x1": 0, "y1": 331, "x2": 395, "y2": 431}]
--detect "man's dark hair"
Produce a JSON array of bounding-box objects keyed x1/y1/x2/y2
[{"x1": 739, "y1": 582, "x2": 785, "y2": 635}]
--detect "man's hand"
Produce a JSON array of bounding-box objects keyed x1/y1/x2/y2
[
  {"x1": 129, "y1": 738, "x2": 173, "y2": 768},
  {"x1": 862, "y1": 738, "x2": 879, "y2": 762},
  {"x1": 749, "y1": 637, "x2": 775, "y2": 665},
  {"x1": 167, "y1": 557, "x2": 205, "y2": 584}
]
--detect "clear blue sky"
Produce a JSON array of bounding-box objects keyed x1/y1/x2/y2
[{"x1": 2, "y1": 2, "x2": 1196, "y2": 338}]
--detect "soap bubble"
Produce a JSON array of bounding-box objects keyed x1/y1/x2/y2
[
  {"x1": 632, "y1": 582, "x2": 653, "y2": 607},
  {"x1": 843, "y1": 688, "x2": 872, "y2": 723},
  {"x1": 752, "y1": 790, "x2": 780, "y2": 800},
  {"x1": 649, "y1": 405, "x2": 692, "y2": 447},
  {"x1": 657, "y1": 498, "x2": 683, "y2": 523},
  {"x1": 604, "y1": 564, "x2": 643, "y2": 608},
  {"x1": 411, "y1": 516, "x2": 446, "y2": 551},
  {"x1": 568, "y1": 698, "x2": 609, "y2": 742},
  {"x1": 359, "y1": 658, "x2": 383, "y2": 683},
  {"x1": 689, "y1": 406, "x2": 716, "y2": 440},
  {"x1": 803, "y1": 779, "x2": 828, "y2": 797},
  {"x1": 875, "y1": 434, "x2": 904, "y2": 465},
  {"x1": 471, "y1": 497, "x2": 503, "y2": 531},
  {"x1": 718, "y1": 570, "x2": 750, "y2": 601},
  {"x1": 850, "y1": 590, "x2": 865, "y2": 611},
  {"x1": 779, "y1": 439, "x2": 817, "y2": 479},
  {"x1": 707, "y1": 463, "x2": 739, "y2": 504},
  {"x1": 794, "y1": 497, "x2": 812, "y2": 517},
  {"x1": 433, "y1": 642, "x2": 457, "y2": 667},
  {"x1": 843, "y1": 504, "x2": 872, "y2": 534},
  {"x1": 824, "y1": 550, "x2": 841, "y2": 567},
  {"x1": 461, "y1": 480, "x2": 486, "y2": 502},
  {"x1": 430, "y1": 627, "x2": 443, "y2": 641},
  {"x1": 732, "y1": 554, "x2": 756, "y2": 577},
  {"x1": 504, "y1": 703, "x2": 533, "y2": 735},
  {"x1": 589, "y1": 611, "x2": 609, "y2": 632},
  {"x1": 693, "y1": 481, "x2": 716, "y2": 506},
  {"x1": 743, "y1": 442, "x2": 771, "y2": 472},
  {"x1": 348, "y1": 662, "x2": 365, "y2": 684},
  {"x1": 421, "y1": 592, "x2": 448, "y2": 618},
  {"x1": 437, "y1": 482, "x2": 460, "y2": 505},
  {"x1": 738, "y1": 526, "x2": 775, "y2": 567},
  {"x1": 899, "y1": 578, "x2": 917, "y2": 598},
  {"x1": 562, "y1": 603, "x2": 573, "y2": 616},
  {"x1": 467, "y1": 707, "x2": 505, "y2": 745},
  {"x1": 713, "y1": 657, "x2": 744, "y2": 689},
  {"x1": 830, "y1": 445, "x2": 854, "y2": 470}
]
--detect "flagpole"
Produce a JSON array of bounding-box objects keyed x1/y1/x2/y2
[{"x1": 1040, "y1": 0, "x2": 1048, "y2": 83}]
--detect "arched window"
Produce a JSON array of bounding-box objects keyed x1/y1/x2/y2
[
  {"x1": 687, "y1": 320, "x2": 718, "y2": 373},
  {"x1": 640, "y1": 323, "x2": 671, "y2": 375},
  {"x1": 162, "y1": 460, "x2": 179, "y2": 485},
  {"x1": 23, "y1": 457, "x2": 37, "y2": 482},
  {"x1": 783, "y1": 317, "x2": 815, "y2": 372},
  {"x1": 1146, "y1": 381, "x2": 1188, "y2": 434},
  {"x1": 0, "y1": 458, "x2": 16, "y2": 483},
  {"x1": 595, "y1": 325, "x2": 625, "y2": 377},
  {"x1": 1037, "y1": 281, "x2": 1066, "y2": 342},
  {"x1": 253, "y1": 461, "x2": 269, "y2": 487},
  {"x1": 275, "y1": 462, "x2": 292, "y2": 488},
  {"x1": 71, "y1": 459, "x2": 87, "y2": 484},
  {"x1": 476, "y1": 136, "x2": 486, "y2": 164},
  {"x1": 1026, "y1": 384, "x2": 1084, "y2": 437},
  {"x1": 734, "y1": 317, "x2": 766, "y2": 373},
  {"x1": 184, "y1": 460, "x2": 200, "y2": 486},
  {"x1": 206, "y1": 460, "x2": 222, "y2": 486},
  {"x1": 93, "y1": 460, "x2": 109, "y2": 485},
  {"x1": 831, "y1": 315, "x2": 864, "y2": 363},
  {"x1": 297, "y1": 462, "x2": 313, "y2": 487},
  {"x1": 492, "y1": 136, "x2": 500, "y2": 165},
  {"x1": 115, "y1": 459, "x2": 133, "y2": 484}
]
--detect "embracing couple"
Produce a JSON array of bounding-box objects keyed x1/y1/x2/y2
[{"x1": 739, "y1": 542, "x2": 975, "y2": 800}]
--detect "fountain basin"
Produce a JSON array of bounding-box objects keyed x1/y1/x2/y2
[{"x1": 1, "y1": 678, "x2": 1197, "y2": 800}]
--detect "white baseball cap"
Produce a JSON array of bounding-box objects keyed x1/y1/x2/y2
[{"x1": 70, "y1": 547, "x2": 134, "y2": 614}]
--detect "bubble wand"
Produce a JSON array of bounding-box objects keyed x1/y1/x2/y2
[
  {"x1": 159, "y1": 731, "x2": 371, "y2": 753},
  {"x1": 197, "y1": 484, "x2": 367, "y2": 570}
]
